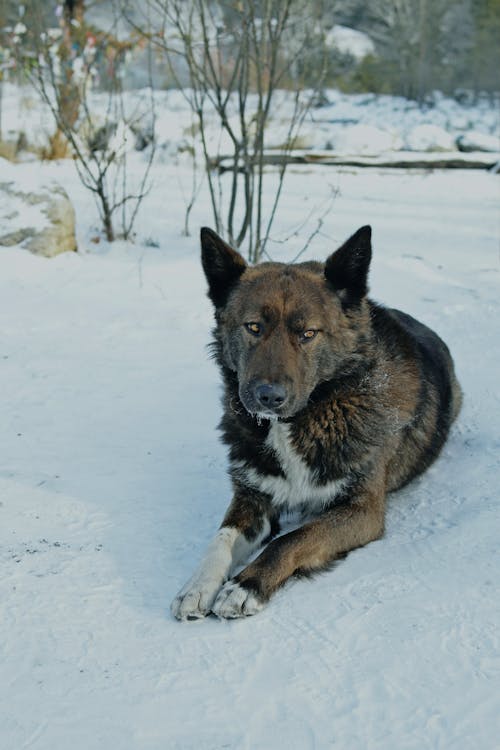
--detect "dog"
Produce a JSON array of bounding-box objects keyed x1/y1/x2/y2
[{"x1": 171, "y1": 225, "x2": 462, "y2": 620}]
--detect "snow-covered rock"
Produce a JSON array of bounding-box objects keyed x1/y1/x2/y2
[
  {"x1": 325, "y1": 25, "x2": 375, "y2": 60},
  {"x1": 406, "y1": 124, "x2": 456, "y2": 152},
  {"x1": 456, "y1": 131, "x2": 500, "y2": 153},
  {"x1": 448, "y1": 114, "x2": 473, "y2": 131},
  {"x1": 332, "y1": 124, "x2": 403, "y2": 155},
  {"x1": 0, "y1": 160, "x2": 76, "y2": 257}
]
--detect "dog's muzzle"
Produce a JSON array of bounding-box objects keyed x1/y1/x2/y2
[{"x1": 240, "y1": 379, "x2": 289, "y2": 417}]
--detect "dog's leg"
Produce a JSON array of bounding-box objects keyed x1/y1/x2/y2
[
  {"x1": 171, "y1": 491, "x2": 274, "y2": 620},
  {"x1": 212, "y1": 482, "x2": 385, "y2": 619}
]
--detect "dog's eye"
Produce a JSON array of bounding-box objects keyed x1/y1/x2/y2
[
  {"x1": 301, "y1": 329, "x2": 318, "y2": 342},
  {"x1": 245, "y1": 322, "x2": 262, "y2": 336}
]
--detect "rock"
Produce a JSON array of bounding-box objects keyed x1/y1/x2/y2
[
  {"x1": 325, "y1": 25, "x2": 375, "y2": 60},
  {"x1": 332, "y1": 124, "x2": 403, "y2": 155},
  {"x1": 406, "y1": 124, "x2": 455, "y2": 152},
  {"x1": 87, "y1": 122, "x2": 118, "y2": 153},
  {"x1": 456, "y1": 131, "x2": 500, "y2": 152},
  {"x1": 449, "y1": 114, "x2": 472, "y2": 131},
  {"x1": 79, "y1": 118, "x2": 134, "y2": 157},
  {"x1": 0, "y1": 163, "x2": 77, "y2": 257},
  {"x1": 130, "y1": 117, "x2": 155, "y2": 151}
]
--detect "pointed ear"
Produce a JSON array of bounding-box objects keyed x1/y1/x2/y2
[
  {"x1": 200, "y1": 227, "x2": 247, "y2": 308},
  {"x1": 324, "y1": 225, "x2": 372, "y2": 305}
]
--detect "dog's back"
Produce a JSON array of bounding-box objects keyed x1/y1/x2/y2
[{"x1": 369, "y1": 303, "x2": 462, "y2": 491}]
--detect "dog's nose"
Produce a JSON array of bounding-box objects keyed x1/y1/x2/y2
[{"x1": 255, "y1": 382, "x2": 287, "y2": 410}]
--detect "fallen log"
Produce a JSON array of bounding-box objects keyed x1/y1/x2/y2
[{"x1": 210, "y1": 149, "x2": 500, "y2": 172}]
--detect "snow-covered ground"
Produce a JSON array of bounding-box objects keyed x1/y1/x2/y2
[{"x1": 1, "y1": 149, "x2": 499, "y2": 748}]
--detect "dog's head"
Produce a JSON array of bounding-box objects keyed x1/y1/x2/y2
[{"x1": 201, "y1": 226, "x2": 373, "y2": 420}]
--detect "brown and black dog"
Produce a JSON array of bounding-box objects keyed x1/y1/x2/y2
[{"x1": 171, "y1": 225, "x2": 462, "y2": 620}]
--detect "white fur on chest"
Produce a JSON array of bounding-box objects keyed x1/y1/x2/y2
[{"x1": 233, "y1": 421, "x2": 346, "y2": 514}]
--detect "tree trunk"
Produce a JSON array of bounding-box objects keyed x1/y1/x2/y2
[{"x1": 51, "y1": 0, "x2": 86, "y2": 158}]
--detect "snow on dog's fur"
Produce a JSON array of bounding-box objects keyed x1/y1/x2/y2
[{"x1": 171, "y1": 226, "x2": 462, "y2": 620}]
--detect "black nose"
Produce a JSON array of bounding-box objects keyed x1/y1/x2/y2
[{"x1": 255, "y1": 382, "x2": 287, "y2": 410}]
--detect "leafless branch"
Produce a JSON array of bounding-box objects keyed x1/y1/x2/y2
[
  {"x1": 29, "y1": 0, "x2": 155, "y2": 242},
  {"x1": 128, "y1": 0, "x2": 325, "y2": 262}
]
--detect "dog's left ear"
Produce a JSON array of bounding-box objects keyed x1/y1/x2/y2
[
  {"x1": 324, "y1": 225, "x2": 372, "y2": 305},
  {"x1": 200, "y1": 227, "x2": 247, "y2": 309}
]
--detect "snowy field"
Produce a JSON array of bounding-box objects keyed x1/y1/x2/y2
[
  {"x1": 1, "y1": 156, "x2": 500, "y2": 748},
  {"x1": 2, "y1": 82, "x2": 499, "y2": 159}
]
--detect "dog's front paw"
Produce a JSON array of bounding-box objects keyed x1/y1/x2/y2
[
  {"x1": 171, "y1": 577, "x2": 223, "y2": 621},
  {"x1": 211, "y1": 580, "x2": 265, "y2": 619}
]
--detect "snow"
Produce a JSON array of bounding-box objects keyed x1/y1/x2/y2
[
  {"x1": 405, "y1": 124, "x2": 456, "y2": 152},
  {"x1": 329, "y1": 124, "x2": 403, "y2": 155},
  {"x1": 1, "y1": 97, "x2": 500, "y2": 747},
  {"x1": 325, "y1": 25, "x2": 375, "y2": 60},
  {"x1": 0, "y1": 177, "x2": 50, "y2": 237},
  {"x1": 2, "y1": 82, "x2": 499, "y2": 159},
  {"x1": 457, "y1": 130, "x2": 500, "y2": 152},
  {"x1": 305, "y1": 91, "x2": 499, "y2": 155}
]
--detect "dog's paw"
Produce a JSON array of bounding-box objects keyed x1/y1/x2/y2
[
  {"x1": 211, "y1": 580, "x2": 265, "y2": 619},
  {"x1": 171, "y1": 577, "x2": 222, "y2": 621}
]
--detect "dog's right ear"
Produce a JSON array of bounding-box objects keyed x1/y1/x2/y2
[{"x1": 200, "y1": 227, "x2": 247, "y2": 309}]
